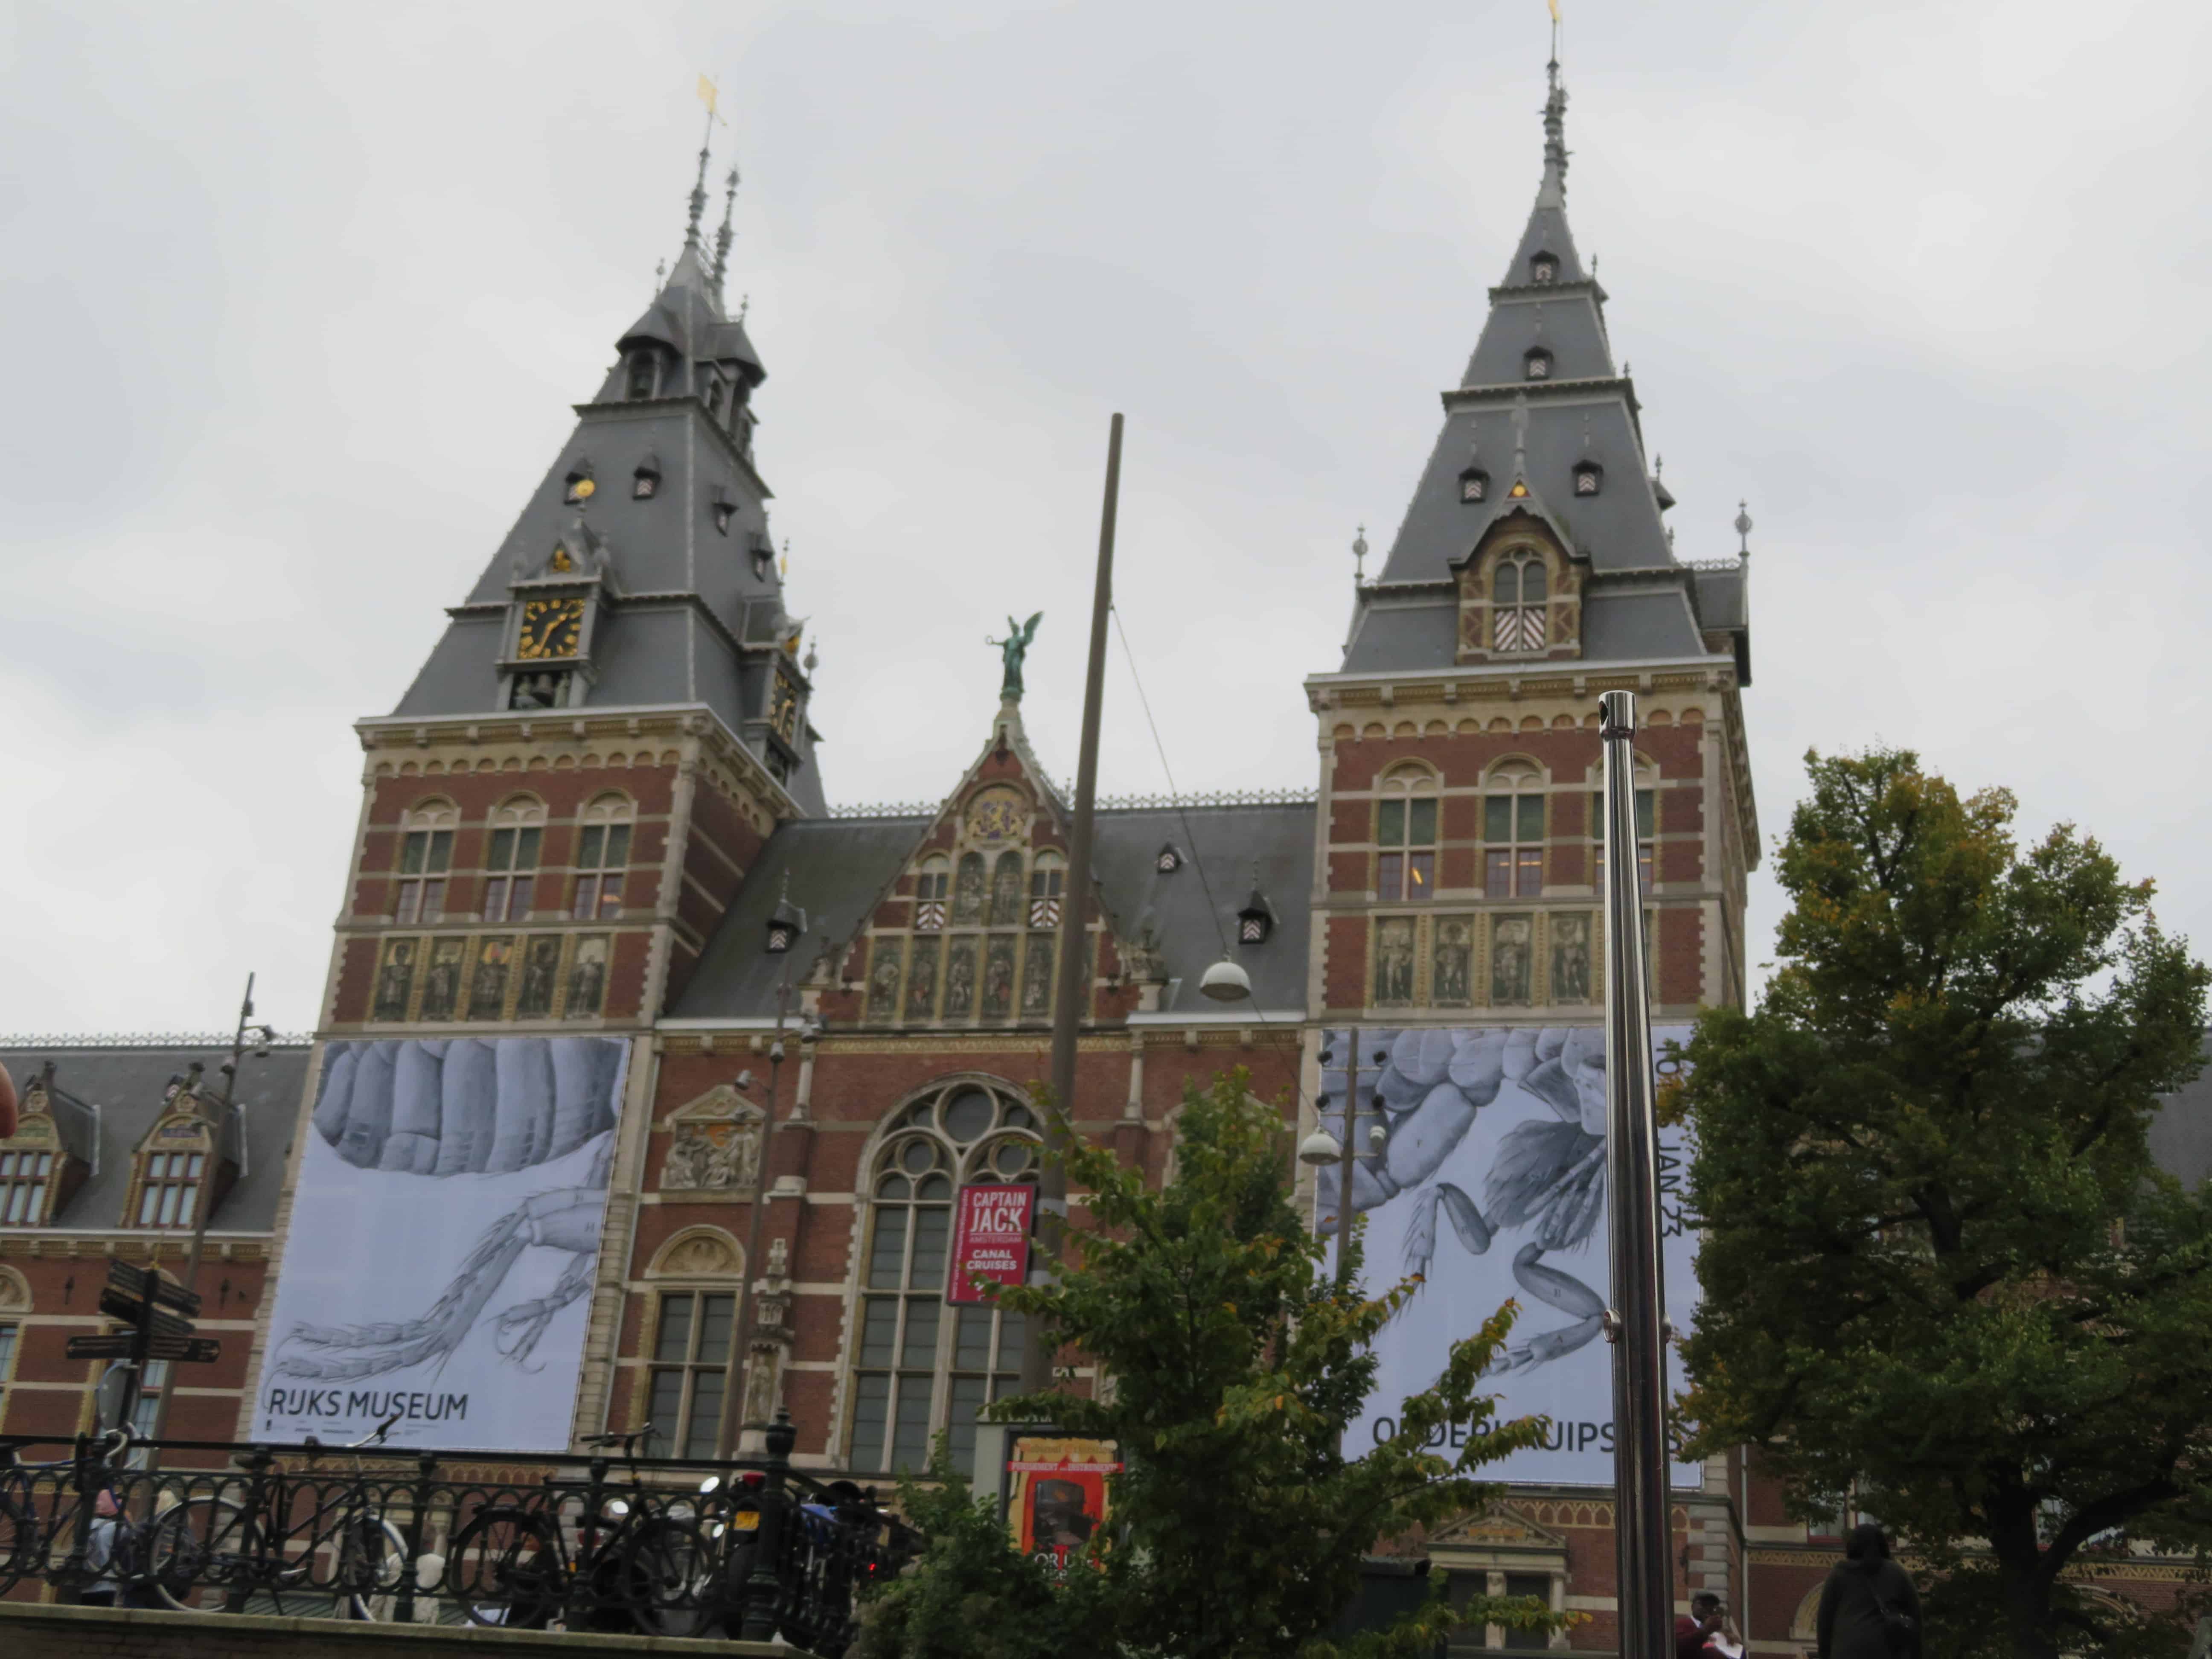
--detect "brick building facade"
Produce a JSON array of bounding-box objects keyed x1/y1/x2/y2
[{"x1": 6, "y1": 52, "x2": 2199, "y2": 1656}]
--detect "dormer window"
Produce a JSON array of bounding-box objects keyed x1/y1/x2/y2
[
  {"x1": 1492, "y1": 551, "x2": 1549, "y2": 653},
  {"x1": 1155, "y1": 844, "x2": 1184, "y2": 874},
  {"x1": 700, "y1": 369, "x2": 724, "y2": 419},
  {"x1": 626, "y1": 349, "x2": 660, "y2": 401},
  {"x1": 1531, "y1": 253, "x2": 1559, "y2": 284},
  {"x1": 711, "y1": 491, "x2": 735, "y2": 536},
  {"x1": 1524, "y1": 348, "x2": 1553, "y2": 381},
  {"x1": 634, "y1": 456, "x2": 661, "y2": 500},
  {"x1": 1459, "y1": 467, "x2": 1490, "y2": 504},
  {"x1": 563, "y1": 468, "x2": 594, "y2": 505},
  {"x1": 1573, "y1": 461, "x2": 1603, "y2": 497}
]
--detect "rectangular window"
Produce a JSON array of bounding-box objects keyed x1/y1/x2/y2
[
  {"x1": 396, "y1": 829, "x2": 452, "y2": 924},
  {"x1": 136, "y1": 1153, "x2": 204, "y2": 1228},
  {"x1": 1484, "y1": 794, "x2": 1545, "y2": 897},
  {"x1": 483, "y1": 826, "x2": 543, "y2": 923},
  {"x1": 1378, "y1": 852, "x2": 1405, "y2": 901},
  {"x1": 1502, "y1": 1573, "x2": 1551, "y2": 1649},
  {"x1": 0, "y1": 1324, "x2": 15, "y2": 1421},
  {"x1": 573, "y1": 823, "x2": 633, "y2": 920},
  {"x1": 644, "y1": 1290, "x2": 736, "y2": 1461},
  {"x1": 0, "y1": 1151, "x2": 54, "y2": 1226}
]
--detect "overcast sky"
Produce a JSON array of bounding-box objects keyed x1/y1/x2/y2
[{"x1": 4, "y1": 0, "x2": 2208, "y2": 1036}]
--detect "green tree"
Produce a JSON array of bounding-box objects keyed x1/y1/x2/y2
[
  {"x1": 1675, "y1": 747, "x2": 2212, "y2": 1659},
  {"x1": 856, "y1": 1069, "x2": 1561, "y2": 1659}
]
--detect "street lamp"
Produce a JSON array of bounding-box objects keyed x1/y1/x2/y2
[
  {"x1": 146, "y1": 974, "x2": 279, "y2": 1443},
  {"x1": 1199, "y1": 953, "x2": 1252, "y2": 1003}
]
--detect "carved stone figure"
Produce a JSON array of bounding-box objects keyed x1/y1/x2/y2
[
  {"x1": 421, "y1": 940, "x2": 464, "y2": 1021},
  {"x1": 982, "y1": 937, "x2": 1016, "y2": 1018},
  {"x1": 373, "y1": 940, "x2": 416, "y2": 1022},
  {"x1": 659, "y1": 1126, "x2": 713, "y2": 1190},
  {"x1": 703, "y1": 1122, "x2": 760, "y2": 1189},
  {"x1": 1551, "y1": 914, "x2": 1592, "y2": 1003},
  {"x1": 905, "y1": 937, "x2": 940, "y2": 1021},
  {"x1": 988, "y1": 852, "x2": 1024, "y2": 926},
  {"x1": 1492, "y1": 916, "x2": 1534, "y2": 1005},
  {"x1": 952, "y1": 854, "x2": 986, "y2": 925},
  {"x1": 868, "y1": 940, "x2": 904, "y2": 1019},
  {"x1": 765, "y1": 1236, "x2": 789, "y2": 1280}
]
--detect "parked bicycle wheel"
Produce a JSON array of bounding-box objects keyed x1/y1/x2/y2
[
  {"x1": 620, "y1": 1515, "x2": 716, "y2": 1637},
  {"x1": 0, "y1": 1476, "x2": 37, "y2": 1597},
  {"x1": 444, "y1": 1507, "x2": 561, "y2": 1629},
  {"x1": 145, "y1": 1495, "x2": 262, "y2": 1613},
  {"x1": 335, "y1": 1513, "x2": 410, "y2": 1621}
]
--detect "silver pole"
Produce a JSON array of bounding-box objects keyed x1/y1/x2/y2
[{"x1": 1598, "y1": 689, "x2": 1673, "y2": 1659}]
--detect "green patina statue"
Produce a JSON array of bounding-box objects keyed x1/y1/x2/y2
[{"x1": 986, "y1": 612, "x2": 1043, "y2": 701}]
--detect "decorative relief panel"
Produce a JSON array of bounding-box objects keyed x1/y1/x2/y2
[{"x1": 656, "y1": 1086, "x2": 766, "y2": 1194}]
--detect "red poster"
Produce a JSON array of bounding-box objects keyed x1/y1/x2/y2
[{"x1": 946, "y1": 1182, "x2": 1036, "y2": 1304}]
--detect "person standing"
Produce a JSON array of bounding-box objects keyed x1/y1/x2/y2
[
  {"x1": 1676, "y1": 1591, "x2": 1729, "y2": 1659},
  {"x1": 1817, "y1": 1523, "x2": 1922, "y2": 1659}
]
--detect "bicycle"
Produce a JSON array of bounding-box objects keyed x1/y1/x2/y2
[
  {"x1": 143, "y1": 1412, "x2": 409, "y2": 1618},
  {"x1": 442, "y1": 1424, "x2": 713, "y2": 1634},
  {"x1": 0, "y1": 1427, "x2": 147, "y2": 1603}
]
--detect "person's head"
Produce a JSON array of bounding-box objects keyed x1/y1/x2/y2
[
  {"x1": 1691, "y1": 1592, "x2": 1722, "y2": 1623},
  {"x1": 1845, "y1": 1522, "x2": 1890, "y2": 1563}
]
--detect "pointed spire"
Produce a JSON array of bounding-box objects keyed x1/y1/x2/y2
[
  {"x1": 684, "y1": 102, "x2": 714, "y2": 253},
  {"x1": 1734, "y1": 501, "x2": 1754, "y2": 555},
  {"x1": 712, "y1": 163, "x2": 740, "y2": 292},
  {"x1": 1538, "y1": 53, "x2": 1569, "y2": 208},
  {"x1": 1351, "y1": 524, "x2": 1368, "y2": 585}
]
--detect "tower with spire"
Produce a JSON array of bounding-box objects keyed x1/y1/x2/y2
[
  {"x1": 327, "y1": 134, "x2": 821, "y2": 1044},
  {"x1": 1305, "y1": 51, "x2": 1759, "y2": 1026}
]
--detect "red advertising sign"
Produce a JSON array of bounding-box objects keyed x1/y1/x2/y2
[{"x1": 946, "y1": 1182, "x2": 1036, "y2": 1304}]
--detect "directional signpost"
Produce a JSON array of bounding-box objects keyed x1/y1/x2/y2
[{"x1": 66, "y1": 1260, "x2": 220, "y2": 1429}]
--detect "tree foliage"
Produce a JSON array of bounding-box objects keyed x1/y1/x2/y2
[
  {"x1": 1676, "y1": 747, "x2": 2212, "y2": 1659},
  {"x1": 856, "y1": 1069, "x2": 1561, "y2": 1659}
]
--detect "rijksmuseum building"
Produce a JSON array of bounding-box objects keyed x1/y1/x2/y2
[{"x1": 4, "y1": 60, "x2": 2208, "y2": 1654}]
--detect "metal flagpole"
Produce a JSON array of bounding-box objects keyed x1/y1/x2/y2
[
  {"x1": 1020, "y1": 412, "x2": 1123, "y2": 1395},
  {"x1": 1598, "y1": 689, "x2": 1673, "y2": 1659}
]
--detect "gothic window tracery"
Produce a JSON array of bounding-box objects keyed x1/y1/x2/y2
[
  {"x1": 915, "y1": 857, "x2": 950, "y2": 932},
  {"x1": 847, "y1": 1083, "x2": 1038, "y2": 1474},
  {"x1": 951, "y1": 855, "x2": 986, "y2": 926}
]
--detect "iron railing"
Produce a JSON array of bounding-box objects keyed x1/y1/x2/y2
[{"x1": 0, "y1": 1413, "x2": 911, "y2": 1654}]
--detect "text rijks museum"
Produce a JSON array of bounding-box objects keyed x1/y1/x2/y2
[{"x1": 3, "y1": 62, "x2": 2205, "y2": 1653}]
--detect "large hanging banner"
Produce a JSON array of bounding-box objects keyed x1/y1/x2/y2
[
  {"x1": 254, "y1": 1036, "x2": 629, "y2": 1451},
  {"x1": 1320, "y1": 1025, "x2": 1697, "y2": 1488}
]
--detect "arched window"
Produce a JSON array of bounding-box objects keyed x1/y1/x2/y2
[
  {"x1": 1491, "y1": 552, "x2": 1548, "y2": 653},
  {"x1": 394, "y1": 802, "x2": 457, "y2": 925},
  {"x1": 915, "y1": 857, "x2": 950, "y2": 932},
  {"x1": 1531, "y1": 253, "x2": 1559, "y2": 284},
  {"x1": 1484, "y1": 765, "x2": 1546, "y2": 899},
  {"x1": 1524, "y1": 347, "x2": 1553, "y2": 381},
  {"x1": 1027, "y1": 851, "x2": 1065, "y2": 929},
  {"x1": 987, "y1": 852, "x2": 1025, "y2": 928},
  {"x1": 642, "y1": 1228, "x2": 744, "y2": 1461},
  {"x1": 571, "y1": 795, "x2": 632, "y2": 920},
  {"x1": 1375, "y1": 767, "x2": 1439, "y2": 901},
  {"x1": 848, "y1": 1081, "x2": 1040, "y2": 1475},
  {"x1": 482, "y1": 799, "x2": 545, "y2": 923}
]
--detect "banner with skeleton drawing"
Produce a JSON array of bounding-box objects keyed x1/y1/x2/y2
[
  {"x1": 1319, "y1": 1025, "x2": 1697, "y2": 1488},
  {"x1": 254, "y1": 1036, "x2": 629, "y2": 1451}
]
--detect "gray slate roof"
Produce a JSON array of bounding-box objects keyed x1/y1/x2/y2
[
  {"x1": 0, "y1": 1044, "x2": 310, "y2": 1234},
  {"x1": 1339, "y1": 67, "x2": 1752, "y2": 685},
  {"x1": 388, "y1": 235, "x2": 829, "y2": 813},
  {"x1": 669, "y1": 803, "x2": 1317, "y2": 1022}
]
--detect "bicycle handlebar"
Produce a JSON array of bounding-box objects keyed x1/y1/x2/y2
[{"x1": 579, "y1": 1424, "x2": 655, "y2": 1452}]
